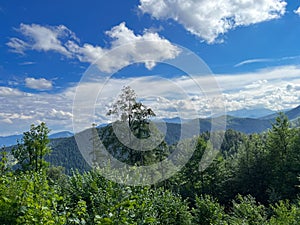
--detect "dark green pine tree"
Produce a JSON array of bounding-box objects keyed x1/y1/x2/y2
[{"x1": 265, "y1": 112, "x2": 298, "y2": 202}]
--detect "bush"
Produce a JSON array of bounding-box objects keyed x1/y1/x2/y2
[
  {"x1": 192, "y1": 195, "x2": 227, "y2": 225},
  {"x1": 269, "y1": 200, "x2": 300, "y2": 225},
  {"x1": 228, "y1": 195, "x2": 267, "y2": 225}
]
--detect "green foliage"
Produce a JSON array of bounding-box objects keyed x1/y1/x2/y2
[
  {"x1": 192, "y1": 195, "x2": 227, "y2": 225},
  {"x1": 152, "y1": 189, "x2": 192, "y2": 225},
  {"x1": 97, "y1": 123, "x2": 169, "y2": 166},
  {"x1": 168, "y1": 135, "x2": 233, "y2": 204},
  {"x1": 228, "y1": 195, "x2": 267, "y2": 225},
  {"x1": 266, "y1": 113, "x2": 299, "y2": 202},
  {"x1": 63, "y1": 170, "x2": 192, "y2": 224},
  {"x1": 0, "y1": 146, "x2": 9, "y2": 174},
  {"x1": 0, "y1": 172, "x2": 18, "y2": 224},
  {"x1": 0, "y1": 171, "x2": 65, "y2": 225},
  {"x1": 269, "y1": 200, "x2": 300, "y2": 225},
  {"x1": 106, "y1": 86, "x2": 155, "y2": 130},
  {"x1": 107, "y1": 85, "x2": 137, "y2": 124},
  {"x1": 66, "y1": 199, "x2": 89, "y2": 225},
  {"x1": 232, "y1": 133, "x2": 269, "y2": 203},
  {"x1": 12, "y1": 122, "x2": 51, "y2": 172},
  {"x1": 105, "y1": 86, "x2": 157, "y2": 166},
  {"x1": 2, "y1": 113, "x2": 300, "y2": 224},
  {"x1": 221, "y1": 129, "x2": 244, "y2": 155},
  {"x1": 47, "y1": 136, "x2": 91, "y2": 174},
  {"x1": 47, "y1": 166, "x2": 68, "y2": 186}
]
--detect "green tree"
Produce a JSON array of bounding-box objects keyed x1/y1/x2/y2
[
  {"x1": 269, "y1": 200, "x2": 300, "y2": 225},
  {"x1": 233, "y1": 133, "x2": 269, "y2": 204},
  {"x1": 192, "y1": 195, "x2": 227, "y2": 225},
  {"x1": 228, "y1": 194, "x2": 267, "y2": 225},
  {"x1": 107, "y1": 86, "x2": 155, "y2": 134},
  {"x1": 0, "y1": 147, "x2": 9, "y2": 175},
  {"x1": 266, "y1": 113, "x2": 297, "y2": 202},
  {"x1": 221, "y1": 129, "x2": 244, "y2": 155},
  {"x1": 12, "y1": 122, "x2": 51, "y2": 172},
  {"x1": 0, "y1": 171, "x2": 66, "y2": 225},
  {"x1": 106, "y1": 86, "x2": 161, "y2": 165},
  {"x1": 64, "y1": 170, "x2": 192, "y2": 225},
  {"x1": 107, "y1": 86, "x2": 137, "y2": 126}
]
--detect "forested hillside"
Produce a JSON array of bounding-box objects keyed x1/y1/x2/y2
[{"x1": 1, "y1": 112, "x2": 300, "y2": 224}]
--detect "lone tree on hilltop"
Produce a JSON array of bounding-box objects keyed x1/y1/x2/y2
[{"x1": 107, "y1": 86, "x2": 156, "y2": 137}]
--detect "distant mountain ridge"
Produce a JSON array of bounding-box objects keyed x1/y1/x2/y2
[
  {"x1": 227, "y1": 108, "x2": 275, "y2": 118},
  {"x1": 0, "y1": 131, "x2": 73, "y2": 147},
  {"x1": 49, "y1": 131, "x2": 73, "y2": 139},
  {"x1": 262, "y1": 105, "x2": 300, "y2": 120},
  {"x1": 284, "y1": 105, "x2": 300, "y2": 120},
  {"x1": 3, "y1": 105, "x2": 299, "y2": 173},
  {"x1": 0, "y1": 134, "x2": 23, "y2": 147},
  {"x1": 2, "y1": 105, "x2": 299, "y2": 148}
]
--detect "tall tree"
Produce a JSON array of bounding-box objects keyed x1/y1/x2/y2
[
  {"x1": 12, "y1": 122, "x2": 51, "y2": 172},
  {"x1": 106, "y1": 86, "x2": 158, "y2": 165},
  {"x1": 107, "y1": 86, "x2": 155, "y2": 132},
  {"x1": 107, "y1": 86, "x2": 137, "y2": 127},
  {"x1": 233, "y1": 133, "x2": 269, "y2": 204},
  {"x1": 266, "y1": 112, "x2": 297, "y2": 202}
]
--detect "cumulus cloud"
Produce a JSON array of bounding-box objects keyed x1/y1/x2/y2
[
  {"x1": 25, "y1": 77, "x2": 53, "y2": 90},
  {"x1": 0, "y1": 87, "x2": 28, "y2": 96},
  {"x1": 8, "y1": 22, "x2": 180, "y2": 73},
  {"x1": 68, "y1": 22, "x2": 180, "y2": 72},
  {"x1": 46, "y1": 109, "x2": 73, "y2": 120},
  {"x1": 294, "y1": 7, "x2": 300, "y2": 16},
  {"x1": 71, "y1": 65, "x2": 300, "y2": 132},
  {"x1": 1, "y1": 65, "x2": 300, "y2": 136},
  {"x1": 214, "y1": 66, "x2": 300, "y2": 111},
  {"x1": 139, "y1": 0, "x2": 287, "y2": 43},
  {"x1": 0, "y1": 86, "x2": 74, "y2": 136},
  {"x1": 7, "y1": 23, "x2": 78, "y2": 56}
]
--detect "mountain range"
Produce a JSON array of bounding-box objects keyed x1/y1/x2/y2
[
  {"x1": 2, "y1": 105, "x2": 300, "y2": 173},
  {"x1": 50, "y1": 104, "x2": 300, "y2": 172},
  {"x1": 0, "y1": 131, "x2": 73, "y2": 147},
  {"x1": 2, "y1": 105, "x2": 300, "y2": 148},
  {"x1": 226, "y1": 108, "x2": 275, "y2": 118}
]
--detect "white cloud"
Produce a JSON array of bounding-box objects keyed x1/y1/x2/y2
[
  {"x1": 7, "y1": 23, "x2": 78, "y2": 56},
  {"x1": 234, "y1": 58, "x2": 272, "y2": 67},
  {"x1": 213, "y1": 66, "x2": 300, "y2": 111},
  {"x1": 0, "y1": 87, "x2": 28, "y2": 96},
  {"x1": 1, "y1": 65, "x2": 300, "y2": 136},
  {"x1": 294, "y1": 7, "x2": 300, "y2": 16},
  {"x1": 19, "y1": 61, "x2": 36, "y2": 66},
  {"x1": 25, "y1": 77, "x2": 53, "y2": 90},
  {"x1": 235, "y1": 55, "x2": 300, "y2": 67},
  {"x1": 67, "y1": 22, "x2": 180, "y2": 72},
  {"x1": 139, "y1": 0, "x2": 287, "y2": 43},
  {"x1": 0, "y1": 86, "x2": 74, "y2": 136},
  {"x1": 1, "y1": 118, "x2": 13, "y2": 124},
  {"x1": 6, "y1": 37, "x2": 29, "y2": 54},
  {"x1": 71, "y1": 65, "x2": 300, "y2": 132},
  {"x1": 8, "y1": 23, "x2": 180, "y2": 73},
  {"x1": 46, "y1": 109, "x2": 73, "y2": 120}
]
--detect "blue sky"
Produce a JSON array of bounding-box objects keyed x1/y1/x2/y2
[{"x1": 1, "y1": 0, "x2": 300, "y2": 135}]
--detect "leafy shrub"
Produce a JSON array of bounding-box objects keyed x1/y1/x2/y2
[{"x1": 192, "y1": 195, "x2": 227, "y2": 225}]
